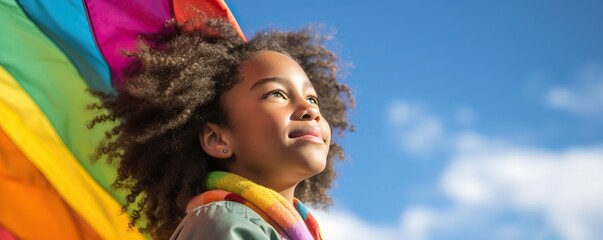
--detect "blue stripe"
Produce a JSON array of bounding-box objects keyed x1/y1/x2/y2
[
  {"x1": 296, "y1": 201, "x2": 309, "y2": 220},
  {"x1": 17, "y1": 0, "x2": 114, "y2": 93}
]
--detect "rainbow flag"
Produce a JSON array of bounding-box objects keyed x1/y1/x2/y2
[{"x1": 0, "y1": 0, "x2": 244, "y2": 238}]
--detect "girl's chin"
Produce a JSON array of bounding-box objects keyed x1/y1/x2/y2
[{"x1": 294, "y1": 157, "x2": 327, "y2": 176}]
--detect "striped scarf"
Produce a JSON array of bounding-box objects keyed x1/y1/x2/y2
[{"x1": 186, "y1": 171, "x2": 322, "y2": 240}]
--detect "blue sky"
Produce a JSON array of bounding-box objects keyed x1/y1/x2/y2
[{"x1": 229, "y1": 1, "x2": 603, "y2": 239}]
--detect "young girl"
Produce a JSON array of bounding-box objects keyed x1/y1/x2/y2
[{"x1": 89, "y1": 17, "x2": 354, "y2": 239}]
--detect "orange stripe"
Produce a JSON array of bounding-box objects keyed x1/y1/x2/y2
[{"x1": 0, "y1": 129, "x2": 101, "y2": 240}]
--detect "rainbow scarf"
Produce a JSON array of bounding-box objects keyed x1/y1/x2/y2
[{"x1": 186, "y1": 171, "x2": 322, "y2": 240}]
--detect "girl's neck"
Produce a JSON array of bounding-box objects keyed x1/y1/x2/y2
[{"x1": 278, "y1": 186, "x2": 296, "y2": 204}]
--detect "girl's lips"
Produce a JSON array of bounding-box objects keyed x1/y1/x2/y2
[
  {"x1": 288, "y1": 126, "x2": 324, "y2": 143},
  {"x1": 292, "y1": 135, "x2": 324, "y2": 143}
]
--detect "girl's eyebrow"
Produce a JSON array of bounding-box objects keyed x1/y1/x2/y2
[
  {"x1": 250, "y1": 77, "x2": 314, "y2": 91},
  {"x1": 250, "y1": 77, "x2": 286, "y2": 90}
]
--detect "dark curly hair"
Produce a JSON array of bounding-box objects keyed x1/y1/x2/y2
[{"x1": 87, "y1": 18, "x2": 354, "y2": 239}]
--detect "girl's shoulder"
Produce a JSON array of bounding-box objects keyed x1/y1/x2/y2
[{"x1": 170, "y1": 200, "x2": 281, "y2": 240}]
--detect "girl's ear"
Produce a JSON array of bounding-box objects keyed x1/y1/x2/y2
[{"x1": 199, "y1": 122, "x2": 234, "y2": 159}]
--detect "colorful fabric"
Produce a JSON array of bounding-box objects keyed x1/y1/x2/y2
[
  {"x1": 186, "y1": 171, "x2": 323, "y2": 240},
  {"x1": 0, "y1": 0, "x2": 244, "y2": 238},
  {"x1": 0, "y1": 128, "x2": 101, "y2": 240}
]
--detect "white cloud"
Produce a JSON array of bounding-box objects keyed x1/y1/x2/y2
[
  {"x1": 426, "y1": 133, "x2": 603, "y2": 240},
  {"x1": 388, "y1": 101, "x2": 420, "y2": 125},
  {"x1": 544, "y1": 63, "x2": 603, "y2": 117},
  {"x1": 387, "y1": 101, "x2": 446, "y2": 155},
  {"x1": 311, "y1": 208, "x2": 401, "y2": 240},
  {"x1": 313, "y1": 206, "x2": 445, "y2": 240},
  {"x1": 320, "y1": 129, "x2": 603, "y2": 240},
  {"x1": 399, "y1": 207, "x2": 439, "y2": 240},
  {"x1": 364, "y1": 93, "x2": 603, "y2": 239}
]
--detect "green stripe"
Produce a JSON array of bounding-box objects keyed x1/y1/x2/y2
[
  {"x1": 207, "y1": 171, "x2": 230, "y2": 189},
  {"x1": 0, "y1": 0, "x2": 125, "y2": 204}
]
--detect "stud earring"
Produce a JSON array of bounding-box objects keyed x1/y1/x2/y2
[{"x1": 222, "y1": 149, "x2": 228, "y2": 154}]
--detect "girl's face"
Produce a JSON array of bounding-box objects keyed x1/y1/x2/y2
[{"x1": 219, "y1": 50, "x2": 331, "y2": 189}]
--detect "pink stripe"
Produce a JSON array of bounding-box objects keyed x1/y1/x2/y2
[
  {"x1": 0, "y1": 225, "x2": 17, "y2": 240},
  {"x1": 83, "y1": 0, "x2": 173, "y2": 88}
]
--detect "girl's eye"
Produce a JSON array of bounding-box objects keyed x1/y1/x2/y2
[
  {"x1": 307, "y1": 96, "x2": 319, "y2": 105},
  {"x1": 265, "y1": 90, "x2": 287, "y2": 99}
]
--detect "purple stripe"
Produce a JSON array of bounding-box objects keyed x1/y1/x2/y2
[{"x1": 284, "y1": 221, "x2": 313, "y2": 240}]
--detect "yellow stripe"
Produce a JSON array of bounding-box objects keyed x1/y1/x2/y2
[{"x1": 0, "y1": 66, "x2": 143, "y2": 239}]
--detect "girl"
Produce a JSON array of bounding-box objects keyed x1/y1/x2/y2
[{"x1": 89, "y1": 17, "x2": 354, "y2": 239}]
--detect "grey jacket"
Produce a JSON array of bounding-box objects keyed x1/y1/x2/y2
[{"x1": 170, "y1": 201, "x2": 281, "y2": 240}]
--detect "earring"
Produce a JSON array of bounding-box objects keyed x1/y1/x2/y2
[{"x1": 222, "y1": 149, "x2": 228, "y2": 154}]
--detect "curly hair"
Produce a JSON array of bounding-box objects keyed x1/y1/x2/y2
[{"x1": 88, "y1": 18, "x2": 354, "y2": 239}]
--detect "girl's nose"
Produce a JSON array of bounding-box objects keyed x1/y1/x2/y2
[{"x1": 293, "y1": 101, "x2": 321, "y2": 121}]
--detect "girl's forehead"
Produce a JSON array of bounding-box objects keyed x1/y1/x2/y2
[
  {"x1": 241, "y1": 50, "x2": 298, "y2": 72},
  {"x1": 239, "y1": 51, "x2": 310, "y2": 87}
]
